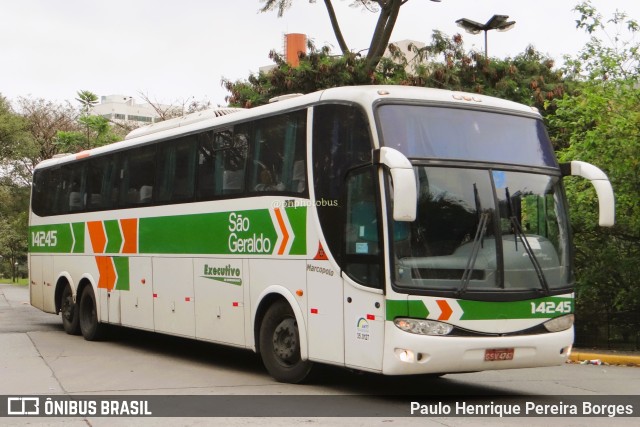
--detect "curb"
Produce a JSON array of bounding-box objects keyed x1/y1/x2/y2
[{"x1": 569, "y1": 351, "x2": 640, "y2": 366}]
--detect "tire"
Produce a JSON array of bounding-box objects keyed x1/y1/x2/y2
[
  {"x1": 60, "y1": 284, "x2": 80, "y2": 335},
  {"x1": 259, "y1": 300, "x2": 312, "y2": 383},
  {"x1": 78, "y1": 286, "x2": 106, "y2": 341}
]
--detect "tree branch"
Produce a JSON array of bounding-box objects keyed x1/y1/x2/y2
[
  {"x1": 323, "y1": 0, "x2": 350, "y2": 54},
  {"x1": 366, "y1": 0, "x2": 402, "y2": 71}
]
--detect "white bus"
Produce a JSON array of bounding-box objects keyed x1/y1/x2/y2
[{"x1": 29, "y1": 86, "x2": 614, "y2": 383}]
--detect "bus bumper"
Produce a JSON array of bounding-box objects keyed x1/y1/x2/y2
[{"x1": 382, "y1": 321, "x2": 573, "y2": 375}]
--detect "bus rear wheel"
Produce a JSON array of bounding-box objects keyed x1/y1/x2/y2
[
  {"x1": 78, "y1": 286, "x2": 106, "y2": 341},
  {"x1": 60, "y1": 284, "x2": 80, "y2": 335},
  {"x1": 259, "y1": 300, "x2": 312, "y2": 383}
]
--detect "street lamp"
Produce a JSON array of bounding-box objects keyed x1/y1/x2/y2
[{"x1": 455, "y1": 14, "x2": 515, "y2": 58}]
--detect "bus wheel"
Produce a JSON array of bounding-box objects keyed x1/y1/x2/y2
[
  {"x1": 60, "y1": 284, "x2": 80, "y2": 335},
  {"x1": 259, "y1": 300, "x2": 312, "y2": 383},
  {"x1": 78, "y1": 286, "x2": 105, "y2": 341}
]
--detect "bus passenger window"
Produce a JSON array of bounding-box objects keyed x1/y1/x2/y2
[
  {"x1": 156, "y1": 136, "x2": 196, "y2": 203},
  {"x1": 249, "y1": 110, "x2": 306, "y2": 194},
  {"x1": 121, "y1": 146, "x2": 156, "y2": 206},
  {"x1": 221, "y1": 130, "x2": 248, "y2": 195}
]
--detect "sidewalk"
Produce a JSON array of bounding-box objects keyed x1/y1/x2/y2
[{"x1": 569, "y1": 348, "x2": 640, "y2": 366}]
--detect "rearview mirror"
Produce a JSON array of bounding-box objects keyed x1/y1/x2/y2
[
  {"x1": 374, "y1": 148, "x2": 417, "y2": 221},
  {"x1": 561, "y1": 160, "x2": 615, "y2": 227}
]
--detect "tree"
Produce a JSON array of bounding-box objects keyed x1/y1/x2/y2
[
  {"x1": 259, "y1": 0, "x2": 440, "y2": 73},
  {"x1": 0, "y1": 95, "x2": 29, "y2": 185},
  {"x1": 76, "y1": 90, "x2": 99, "y2": 116},
  {"x1": 223, "y1": 40, "x2": 377, "y2": 107},
  {"x1": 401, "y1": 31, "x2": 569, "y2": 118},
  {"x1": 2, "y1": 97, "x2": 78, "y2": 186},
  {"x1": 63, "y1": 90, "x2": 121, "y2": 151},
  {"x1": 547, "y1": 1, "x2": 640, "y2": 345},
  {"x1": 0, "y1": 181, "x2": 29, "y2": 282},
  {"x1": 223, "y1": 31, "x2": 568, "y2": 112}
]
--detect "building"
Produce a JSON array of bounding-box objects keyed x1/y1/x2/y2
[{"x1": 91, "y1": 95, "x2": 164, "y2": 125}]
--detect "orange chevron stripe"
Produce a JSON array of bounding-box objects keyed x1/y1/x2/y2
[
  {"x1": 274, "y1": 208, "x2": 289, "y2": 255},
  {"x1": 436, "y1": 299, "x2": 453, "y2": 321},
  {"x1": 87, "y1": 221, "x2": 106, "y2": 253},
  {"x1": 96, "y1": 256, "x2": 116, "y2": 291},
  {"x1": 120, "y1": 218, "x2": 138, "y2": 254}
]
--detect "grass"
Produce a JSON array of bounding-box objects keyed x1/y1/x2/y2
[{"x1": 0, "y1": 278, "x2": 28, "y2": 286}]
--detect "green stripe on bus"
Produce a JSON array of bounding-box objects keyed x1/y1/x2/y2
[
  {"x1": 104, "y1": 220, "x2": 123, "y2": 253},
  {"x1": 29, "y1": 224, "x2": 74, "y2": 253},
  {"x1": 285, "y1": 206, "x2": 306, "y2": 255},
  {"x1": 31, "y1": 207, "x2": 308, "y2": 256},
  {"x1": 458, "y1": 297, "x2": 573, "y2": 320},
  {"x1": 385, "y1": 296, "x2": 573, "y2": 321},
  {"x1": 113, "y1": 257, "x2": 130, "y2": 291},
  {"x1": 386, "y1": 300, "x2": 430, "y2": 320},
  {"x1": 71, "y1": 222, "x2": 85, "y2": 253}
]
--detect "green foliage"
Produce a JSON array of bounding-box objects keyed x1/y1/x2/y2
[
  {"x1": 0, "y1": 91, "x2": 121, "y2": 274},
  {"x1": 62, "y1": 90, "x2": 121, "y2": 152},
  {"x1": 0, "y1": 185, "x2": 29, "y2": 281},
  {"x1": 223, "y1": 41, "x2": 376, "y2": 107},
  {"x1": 57, "y1": 114, "x2": 120, "y2": 153},
  {"x1": 403, "y1": 31, "x2": 568, "y2": 116},
  {"x1": 549, "y1": 2, "x2": 640, "y2": 329},
  {"x1": 223, "y1": 32, "x2": 567, "y2": 113}
]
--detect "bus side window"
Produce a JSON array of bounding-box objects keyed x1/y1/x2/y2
[
  {"x1": 222, "y1": 127, "x2": 248, "y2": 195},
  {"x1": 63, "y1": 163, "x2": 86, "y2": 213},
  {"x1": 121, "y1": 145, "x2": 156, "y2": 206},
  {"x1": 196, "y1": 130, "x2": 217, "y2": 200},
  {"x1": 249, "y1": 111, "x2": 306, "y2": 194},
  {"x1": 86, "y1": 155, "x2": 118, "y2": 210},
  {"x1": 157, "y1": 136, "x2": 196, "y2": 203}
]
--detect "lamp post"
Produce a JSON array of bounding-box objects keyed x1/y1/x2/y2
[
  {"x1": 455, "y1": 14, "x2": 515, "y2": 58},
  {"x1": 14, "y1": 262, "x2": 18, "y2": 283}
]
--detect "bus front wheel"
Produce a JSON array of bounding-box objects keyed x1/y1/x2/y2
[
  {"x1": 259, "y1": 300, "x2": 312, "y2": 383},
  {"x1": 60, "y1": 284, "x2": 80, "y2": 335},
  {"x1": 78, "y1": 286, "x2": 105, "y2": 341}
]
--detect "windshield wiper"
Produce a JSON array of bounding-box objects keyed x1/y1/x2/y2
[
  {"x1": 505, "y1": 187, "x2": 550, "y2": 294},
  {"x1": 459, "y1": 211, "x2": 489, "y2": 296}
]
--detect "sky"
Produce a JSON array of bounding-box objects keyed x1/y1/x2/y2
[{"x1": 1, "y1": 0, "x2": 638, "y2": 108}]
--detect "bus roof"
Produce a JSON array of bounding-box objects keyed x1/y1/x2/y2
[{"x1": 34, "y1": 86, "x2": 540, "y2": 171}]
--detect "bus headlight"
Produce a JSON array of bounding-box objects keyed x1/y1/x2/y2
[
  {"x1": 394, "y1": 318, "x2": 453, "y2": 336},
  {"x1": 543, "y1": 314, "x2": 574, "y2": 332}
]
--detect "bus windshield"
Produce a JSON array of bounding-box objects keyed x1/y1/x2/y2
[
  {"x1": 392, "y1": 168, "x2": 572, "y2": 294},
  {"x1": 378, "y1": 105, "x2": 572, "y2": 295},
  {"x1": 378, "y1": 104, "x2": 557, "y2": 168}
]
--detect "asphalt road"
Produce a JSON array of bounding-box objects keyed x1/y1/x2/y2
[{"x1": 1, "y1": 283, "x2": 638, "y2": 426}]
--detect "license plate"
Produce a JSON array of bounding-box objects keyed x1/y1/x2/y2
[{"x1": 484, "y1": 348, "x2": 514, "y2": 361}]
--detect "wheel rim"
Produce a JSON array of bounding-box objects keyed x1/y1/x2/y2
[{"x1": 272, "y1": 318, "x2": 298, "y2": 366}]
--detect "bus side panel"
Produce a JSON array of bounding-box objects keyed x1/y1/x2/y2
[
  {"x1": 306, "y1": 260, "x2": 344, "y2": 365},
  {"x1": 42, "y1": 256, "x2": 55, "y2": 313},
  {"x1": 249, "y1": 259, "x2": 308, "y2": 353},
  {"x1": 152, "y1": 257, "x2": 195, "y2": 338},
  {"x1": 120, "y1": 256, "x2": 154, "y2": 330},
  {"x1": 194, "y1": 257, "x2": 245, "y2": 346},
  {"x1": 29, "y1": 255, "x2": 45, "y2": 311}
]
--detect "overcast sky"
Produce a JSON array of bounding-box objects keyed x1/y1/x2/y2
[{"x1": 1, "y1": 0, "x2": 638, "y2": 107}]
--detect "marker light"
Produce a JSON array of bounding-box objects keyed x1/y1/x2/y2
[
  {"x1": 543, "y1": 314, "x2": 574, "y2": 333},
  {"x1": 394, "y1": 318, "x2": 454, "y2": 336}
]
